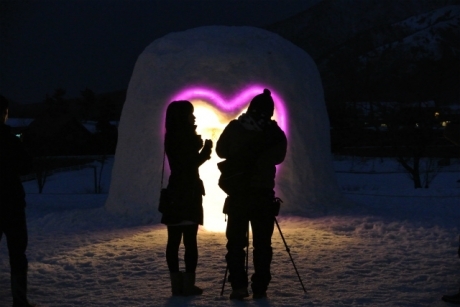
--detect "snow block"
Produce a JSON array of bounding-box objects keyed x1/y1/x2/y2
[{"x1": 105, "y1": 26, "x2": 347, "y2": 221}]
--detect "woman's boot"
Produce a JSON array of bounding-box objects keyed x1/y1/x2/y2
[
  {"x1": 169, "y1": 272, "x2": 183, "y2": 296},
  {"x1": 182, "y1": 272, "x2": 203, "y2": 296}
]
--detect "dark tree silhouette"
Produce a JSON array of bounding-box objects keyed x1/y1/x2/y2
[{"x1": 382, "y1": 102, "x2": 443, "y2": 188}]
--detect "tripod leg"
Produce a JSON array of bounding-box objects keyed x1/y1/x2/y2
[
  {"x1": 275, "y1": 217, "x2": 307, "y2": 293},
  {"x1": 220, "y1": 265, "x2": 228, "y2": 296}
]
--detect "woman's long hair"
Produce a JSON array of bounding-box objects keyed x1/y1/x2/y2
[
  {"x1": 165, "y1": 100, "x2": 194, "y2": 134},
  {"x1": 164, "y1": 100, "x2": 199, "y2": 154}
]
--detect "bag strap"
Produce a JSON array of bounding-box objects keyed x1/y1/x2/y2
[{"x1": 161, "y1": 149, "x2": 165, "y2": 189}]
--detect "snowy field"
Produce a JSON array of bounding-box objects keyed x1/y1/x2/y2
[{"x1": 1, "y1": 156, "x2": 459, "y2": 307}]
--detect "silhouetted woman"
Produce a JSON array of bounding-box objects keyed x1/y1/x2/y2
[{"x1": 162, "y1": 100, "x2": 212, "y2": 296}]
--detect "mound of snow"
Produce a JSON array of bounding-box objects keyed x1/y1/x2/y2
[{"x1": 106, "y1": 26, "x2": 348, "y2": 224}]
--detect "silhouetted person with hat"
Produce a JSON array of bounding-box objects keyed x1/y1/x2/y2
[
  {"x1": 0, "y1": 95, "x2": 35, "y2": 307},
  {"x1": 216, "y1": 89, "x2": 287, "y2": 300}
]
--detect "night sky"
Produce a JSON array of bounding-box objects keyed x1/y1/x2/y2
[{"x1": 0, "y1": 0, "x2": 320, "y2": 103}]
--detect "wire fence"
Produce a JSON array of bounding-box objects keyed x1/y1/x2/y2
[
  {"x1": 21, "y1": 155, "x2": 112, "y2": 194},
  {"x1": 341, "y1": 191, "x2": 460, "y2": 198},
  {"x1": 21, "y1": 156, "x2": 460, "y2": 198}
]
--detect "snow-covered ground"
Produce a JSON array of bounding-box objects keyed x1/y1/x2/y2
[{"x1": 1, "y1": 156, "x2": 459, "y2": 307}]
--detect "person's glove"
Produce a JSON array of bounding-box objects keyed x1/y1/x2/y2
[
  {"x1": 204, "y1": 139, "x2": 213, "y2": 149},
  {"x1": 202, "y1": 139, "x2": 213, "y2": 159}
]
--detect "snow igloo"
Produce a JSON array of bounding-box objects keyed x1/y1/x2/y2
[{"x1": 106, "y1": 26, "x2": 346, "y2": 231}]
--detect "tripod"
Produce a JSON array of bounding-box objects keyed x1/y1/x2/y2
[
  {"x1": 274, "y1": 217, "x2": 306, "y2": 293},
  {"x1": 220, "y1": 216, "x2": 306, "y2": 295}
]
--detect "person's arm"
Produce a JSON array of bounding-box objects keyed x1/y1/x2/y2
[
  {"x1": 216, "y1": 121, "x2": 236, "y2": 159},
  {"x1": 256, "y1": 124, "x2": 287, "y2": 169},
  {"x1": 197, "y1": 139, "x2": 212, "y2": 166},
  {"x1": 218, "y1": 121, "x2": 260, "y2": 158},
  {"x1": 167, "y1": 135, "x2": 211, "y2": 171}
]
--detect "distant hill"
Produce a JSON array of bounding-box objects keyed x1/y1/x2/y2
[
  {"x1": 265, "y1": 0, "x2": 460, "y2": 105},
  {"x1": 9, "y1": 1, "x2": 460, "y2": 119}
]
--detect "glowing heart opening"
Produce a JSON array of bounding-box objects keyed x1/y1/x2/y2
[{"x1": 171, "y1": 86, "x2": 288, "y2": 232}]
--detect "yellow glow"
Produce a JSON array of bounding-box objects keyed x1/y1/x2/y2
[
  {"x1": 193, "y1": 100, "x2": 239, "y2": 232},
  {"x1": 193, "y1": 99, "x2": 281, "y2": 232}
]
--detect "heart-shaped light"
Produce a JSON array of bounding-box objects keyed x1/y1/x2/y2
[
  {"x1": 171, "y1": 85, "x2": 288, "y2": 135},
  {"x1": 167, "y1": 85, "x2": 288, "y2": 232}
]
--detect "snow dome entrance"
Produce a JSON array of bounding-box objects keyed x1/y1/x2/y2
[
  {"x1": 171, "y1": 86, "x2": 287, "y2": 232},
  {"x1": 105, "y1": 26, "x2": 347, "y2": 228}
]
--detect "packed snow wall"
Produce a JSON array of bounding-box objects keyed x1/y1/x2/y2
[{"x1": 106, "y1": 26, "x2": 347, "y2": 226}]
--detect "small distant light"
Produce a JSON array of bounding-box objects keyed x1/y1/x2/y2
[
  {"x1": 442, "y1": 121, "x2": 451, "y2": 127},
  {"x1": 434, "y1": 112, "x2": 440, "y2": 117}
]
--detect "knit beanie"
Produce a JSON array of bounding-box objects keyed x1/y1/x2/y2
[{"x1": 247, "y1": 89, "x2": 274, "y2": 118}]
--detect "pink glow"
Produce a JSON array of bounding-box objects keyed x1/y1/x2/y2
[{"x1": 169, "y1": 85, "x2": 288, "y2": 135}]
